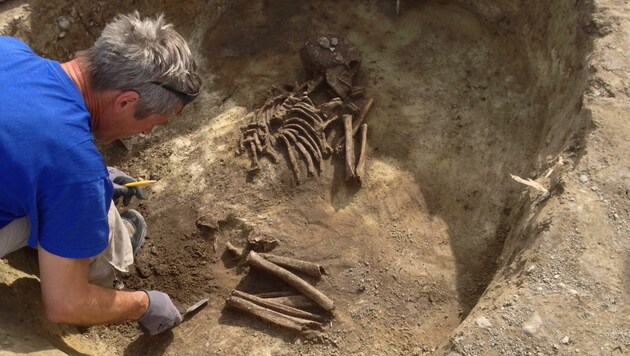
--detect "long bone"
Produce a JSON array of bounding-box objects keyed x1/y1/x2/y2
[
  {"x1": 343, "y1": 114, "x2": 355, "y2": 181},
  {"x1": 335, "y1": 98, "x2": 374, "y2": 152},
  {"x1": 355, "y1": 123, "x2": 368, "y2": 185}
]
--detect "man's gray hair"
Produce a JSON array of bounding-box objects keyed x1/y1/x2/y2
[{"x1": 81, "y1": 11, "x2": 201, "y2": 118}]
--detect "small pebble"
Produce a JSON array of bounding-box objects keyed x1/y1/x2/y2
[
  {"x1": 57, "y1": 16, "x2": 70, "y2": 30},
  {"x1": 522, "y1": 312, "x2": 543, "y2": 336},
  {"x1": 562, "y1": 336, "x2": 570, "y2": 344},
  {"x1": 527, "y1": 264, "x2": 537, "y2": 274},
  {"x1": 475, "y1": 316, "x2": 492, "y2": 328},
  {"x1": 317, "y1": 36, "x2": 331, "y2": 49},
  {"x1": 578, "y1": 174, "x2": 589, "y2": 183}
]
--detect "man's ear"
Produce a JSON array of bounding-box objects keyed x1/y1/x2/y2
[{"x1": 114, "y1": 91, "x2": 140, "y2": 114}]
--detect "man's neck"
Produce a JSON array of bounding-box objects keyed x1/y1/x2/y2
[{"x1": 60, "y1": 58, "x2": 103, "y2": 130}]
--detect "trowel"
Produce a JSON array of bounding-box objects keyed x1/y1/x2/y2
[{"x1": 180, "y1": 297, "x2": 209, "y2": 322}]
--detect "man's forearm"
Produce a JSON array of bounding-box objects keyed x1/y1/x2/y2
[
  {"x1": 38, "y1": 246, "x2": 149, "y2": 326},
  {"x1": 46, "y1": 286, "x2": 150, "y2": 326}
]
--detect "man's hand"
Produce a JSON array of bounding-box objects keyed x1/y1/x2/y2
[
  {"x1": 138, "y1": 291, "x2": 183, "y2": 335},
  {"x1": 107, "y1": 167, "x2": 145, "y2": 206}
]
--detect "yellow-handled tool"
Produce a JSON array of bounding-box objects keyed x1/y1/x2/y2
[{"x1": 123, "y1": 180, "x2": 157, "y2": 188}]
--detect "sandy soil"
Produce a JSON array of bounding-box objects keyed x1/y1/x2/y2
[{"x1": 0, "y1": 0, "x2": 628, "y2": 355}]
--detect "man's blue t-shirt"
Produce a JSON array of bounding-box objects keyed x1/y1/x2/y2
[{"x1": 0, "y1": 36, "x2": 112, "y2": 258}]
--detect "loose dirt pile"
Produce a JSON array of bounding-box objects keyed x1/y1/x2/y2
[{"x1": 0, "y1": 0, "x2": 628, "y2": 355}]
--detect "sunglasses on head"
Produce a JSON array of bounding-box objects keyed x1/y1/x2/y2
[{"x1": 150, "y1": 81, "x2": 199, "y2": 105}]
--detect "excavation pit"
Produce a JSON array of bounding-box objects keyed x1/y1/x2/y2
[{"x1": 0, "y1": 0, "x2": 606, "y2": 354}]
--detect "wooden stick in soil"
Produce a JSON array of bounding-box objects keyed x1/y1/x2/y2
[
  {"x1": 226, "y1": 295, "x2": 322, "y2": 332},
  {"x1": 343, "y1": 114, "x2": 356, "y2": 181},
  {"x1": 232, "y1": 290, "x2": 327, "y2": 322},
  {"x1": 355, "y1": 124, "x2": 368, "y2": 186},
  {"x1": 247, "y1": 251, "x2": 335, "y2": 311},
  {"x1": 258, "y1": 253, "x2": 326, "y2": 278},
  {"x1": 263, "y1": 295, "x2": 319, "y2": 309}
]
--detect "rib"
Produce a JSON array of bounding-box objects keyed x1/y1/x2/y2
[
  {"x1": 283, "y1": 123, "x2": 323, "y2": 163},
  {"x1": 285, "y1": 117, "x2": 326, "y2": 154},
  {"x1": 280, "y1": 134, "x2": 301, "y2": 183},
  {"x1": 282, "y1": 129, "x2": 316, "y2": 177},
  {"x1": 292, "y1": 106, "x2": 324, "y2": 127},
  {"x1": 283, "y1": 126, "x2": 322, "y2": 172}
]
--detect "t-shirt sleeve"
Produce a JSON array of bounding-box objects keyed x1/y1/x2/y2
[{"x1": 36, "y1": 178, "x2": 111, "y2": 258}]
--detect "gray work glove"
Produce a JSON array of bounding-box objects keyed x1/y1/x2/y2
[
  {"x1": 107, "y1": 167, "x2": 145, "y2": 206},
  {"x1": 138, "y1": 291, "x2": 183, "y2": 335}
]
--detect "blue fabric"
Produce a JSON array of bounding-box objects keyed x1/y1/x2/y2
[{"x1": 0, "y1": 36, "x2": 112, "y2": 258}]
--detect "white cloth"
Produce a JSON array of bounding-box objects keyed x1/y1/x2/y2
[
  {"x1": 0, "y1": 217, "x2": 30, "y2": 257},
  {"x1": 0, "y1": 204, "x2": 134, "y2": 288}
]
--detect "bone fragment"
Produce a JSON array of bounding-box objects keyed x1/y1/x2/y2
[
  {"x1": 322, "y1": 114, "x2": 340, "y2": 131},
  {"x1": 510, "y1": 174, "x2": 549, "y2": 193},
  {"x1": 355, "y1": 124, "x2": 368, "y2": 186},
  {"x1": 253, "y1": 132, "x2": 263, "y2": 152},
  {"x1": 232, "y1": 290, "x2": 327, "y2": 322},
  {"x1": 225, "y1": 242, "x2": 244, "y2": 258},
  {"x1": 258, "y1": 253, "x2": 326, "y2": 278},
  {"x1": 226, "y1": 295, "x2": 322, "y2": 332},
  {"x1": 248, "y1": 140, "x2": 260, "y2": 171},
  {"x1": 247, "y1": 251, "x2": 335, "y2": 311},
  {"x1": 238, "y1": 135, "x2": 245, "y2": 154},
  {"x1": 346, "y1": 102, "x2": 359, "y2": 113},
  {"x1": 343, "y1": 114, "x2": 356, "y2": 181}
]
